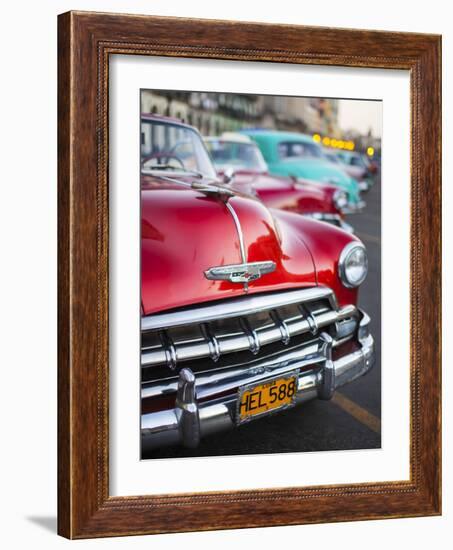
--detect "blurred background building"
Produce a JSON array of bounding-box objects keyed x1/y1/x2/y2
[{"x1": 141, "y1": 90, "x2": 380, "y2": 156}]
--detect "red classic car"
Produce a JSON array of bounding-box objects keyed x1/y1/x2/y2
[
  {"x1": 205, "y1": 134, "x2": 353, "y2": 232},
  {"x1": 140, "y1": 114, "x2": 375, "y2": 452}
]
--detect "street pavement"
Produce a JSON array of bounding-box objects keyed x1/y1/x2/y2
[{"x1": 145, "y1": 177, "x2": 381, "y2": 459}]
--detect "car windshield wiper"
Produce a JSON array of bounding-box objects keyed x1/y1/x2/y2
[{"x1": 142, "y1": 164, "x2": 205, "y2": 179}]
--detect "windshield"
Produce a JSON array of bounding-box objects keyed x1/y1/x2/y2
[
  {"x1": 323, "y1": 151, "x2": 341, "y2": 164},
  {"x1": 350, "y1": 154, "x2": 367, "y2": 168},
  {"x1": 141, "y1": 119, "x2": 217, "y2": 179},
  {"x1": 278, "y1": 141, "x2": 323, "y2": 160},
  {"x1": 205, "y1": 140, "x2": 268, "y2": 172}
]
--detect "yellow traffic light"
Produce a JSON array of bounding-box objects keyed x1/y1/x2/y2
[{"x1": 367, "y1": 146, "x2": 375, "y2": 157}]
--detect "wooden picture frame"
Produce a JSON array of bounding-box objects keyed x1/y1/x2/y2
[{"x1": 58, "y1": 10, "x2": 441, "y2": 538}]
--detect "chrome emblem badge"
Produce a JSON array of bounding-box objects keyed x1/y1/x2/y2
[{"x1": 204, "y1": 261, "x2": 276, "y2": 284}]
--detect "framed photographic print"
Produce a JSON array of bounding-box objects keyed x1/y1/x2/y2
[{"x1": 58, "y1": 11, "x2": 441, "y2": 538}]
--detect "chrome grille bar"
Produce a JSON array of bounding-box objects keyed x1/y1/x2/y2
[
  {"x1": 270, "y1": 310, "x2": 290, "y2": 345},
  {"x1": 200, "y1": 323, "x2": 220, "y2": 362},
  {"x1": 240, "y1": 317, "x2": 260, "y2": 355},
  {"x1": 159, "y1": 330, "x2": 177, "y2": 370},
  {"x1": 299, "y1": 303, "x2": 319, "y2": 335},
  {"x1": 141, "y1": 303, "x2": 358, "y2": 369},
  {"x1": 141, "y1": 287, "x2": 335, "y2": 331}
]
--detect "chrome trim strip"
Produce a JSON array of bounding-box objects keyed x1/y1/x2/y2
[
  {"x1": 225, "y1": 200, "x2": 248, "y2": 291},
  {"x1": 141, "y1": 171, "x2": 226, "y2": 191},
  {"x1": 142, "y1": 287, "x2": 334, "y2": 331},
  {"x1": 225, "y1": 201, "x2": 247, "y2": 264}
]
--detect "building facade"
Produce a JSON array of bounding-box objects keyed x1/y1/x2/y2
[{"x1": 140, "y1": 90, "x2": 341, "y2": 137}]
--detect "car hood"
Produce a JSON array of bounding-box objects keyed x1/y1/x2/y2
[
  {"x1": 141, "y1": 175, "x2": 317, "y2": 315},
  {"x1": 269, "y1": 158, "x2": 360, "y2": 203},
  {"x1": 278, "y1": 157, "x2": 347, "y2": 181},
  {"x1": 231, "y1": 172, "x2": 335, "y2": 214}
]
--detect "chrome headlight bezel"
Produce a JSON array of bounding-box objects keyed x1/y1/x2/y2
[
  {"x1": 333, "y1": 189, "x2": 349, "y2": 211},
  {"x1": 338, "y1": 242, "x2": 368, "y2": 288}
]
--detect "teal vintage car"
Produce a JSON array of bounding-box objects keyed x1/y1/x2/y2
[
  {"x1": 333, "y1": 150, "x2": 375, "y2": 192},
  {"x1": 241, "y1": 130, "x2": 364, "y2": 210}
]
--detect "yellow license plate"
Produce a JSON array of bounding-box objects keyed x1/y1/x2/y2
[{"x1": 237, "y1": 373, "x2": 298, "y2": 424}]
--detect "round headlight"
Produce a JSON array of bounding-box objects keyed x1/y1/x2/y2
[
  {"x1": 333, "y1": 189, "x2": 349, "y2": 210},
  {"x1": 338, "y1": 242, "x2": 368, "y2": 288}
]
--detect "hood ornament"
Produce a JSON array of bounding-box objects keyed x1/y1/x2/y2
[
  {"x1": 191, "y1": 181, "x2": 235, "y2": 202},
  {"x1": 205, "y1": 261, "x2": 276, "y2": 285}
]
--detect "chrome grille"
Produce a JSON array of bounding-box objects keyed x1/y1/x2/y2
[{"x1": 141, "y1": 288, "x2": 358, "y2": 371}]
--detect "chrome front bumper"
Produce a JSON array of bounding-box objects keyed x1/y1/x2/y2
[
  {"x1": 141, "y1": 311, "x2": 375, "y2": 452},
  {"x1": 358, "y1": 180, "x2": 370, "y2": 192},
  {"x1": 342, "y1": 200, "x2": 366, "y2": 215}
]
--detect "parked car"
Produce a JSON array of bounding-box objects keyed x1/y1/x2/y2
[
  {"x1": 333, "y1": 150, "x2": 375, "y2": 191},
  {"x1": 140, "y1": 114, "x2": 375, "y2": 452},
  {"x1": 360, "y1": 153, "x2": 379, "y2": 175},
  {"x1": 240, "y1": 129, "x2": 365, "y2": 211},
  {"x1": 204, "y1": 134, "x2": 353, "y2": 232}
]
